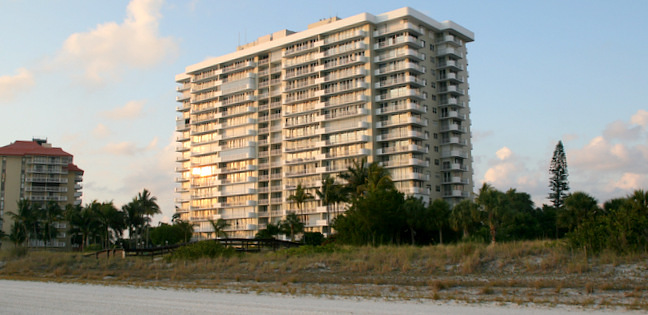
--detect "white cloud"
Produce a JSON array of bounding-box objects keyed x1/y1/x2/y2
[
  {"x1": 92, "y1": 123, "x2": 110, "y2": 138},
  {"x1": 102, "y1": 100, "x2": 145, "y2": 120},
  {"x1": 481, "y1": 146, "x2": 546, "y2": 205},
  {"x1": 495, "y1": 147, "x2": 512, "y2": 160},
  {"x1": 102, "y1": 138, "x2": 157, "y2": 156},
  {"x1": 630, "y1": 109, "x2": 648, "y2": 127},
  {"x1": 566, "y1": 110, "x2": 648, "y2": 203},
  {"x1": 608, "y1": 173, "x2": 647, "y2": 191},
  {"x1": 0, "y1": 68, "x2": 34, "y2": 103},
  {"x1": 603, "y1": 120, "x2": 642, "y2": 140},
  {"x1": 56, "y1": 0, "x2": 177, "y2": 83}
]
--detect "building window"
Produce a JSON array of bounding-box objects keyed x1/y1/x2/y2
[
  {"x1": 433, "y1": 133, "x2": 438, "y2": 139},
  {"x1": 429, "y1": 44, "x2": 434, "y2": 51},
  {"x1": 436, "y1": 185, "x2": 441, "y2": 192},
  {"x1": 434, "y1": 146, "x2": 439, "y2": 152}
]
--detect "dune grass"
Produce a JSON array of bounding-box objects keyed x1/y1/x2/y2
[{"x1": 1, "y1": 240, "x2": 646, "y2": 310}]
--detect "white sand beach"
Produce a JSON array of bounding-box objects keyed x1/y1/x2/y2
[{"x1": 0, "y1": 279, "x2": 639, "y2": 315}]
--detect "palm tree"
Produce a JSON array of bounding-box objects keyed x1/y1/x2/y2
[
  {"x1": 428, "y1": 198, "x2": 451, "y2": 244},
  {"x1": 174, "y1": 220, "x2": 194, "y2": 243},
  {"x1": 361, "y1": 162, "x2": 394, "y2": 194},
  {"x1": 209, "y1": 218, "x2": 229, "y2": 239},
  {"x1": 122, "y1": 200, "x2": 143, "y2": 244},
  {"x1": 402, "y1": 196, "x2": 426, "y2": 245},
  {"x1": 449, "y1": 199, "x2": 478, "y2": 239},
  {"x1": 476, "y1": 183, "x2": 503, "y2": 244},
  {"x1": 288, "y1": 184, "x2": 313, "y2": 223},
  {"x1": 40, "y1": 201, "x2": 62, "y2": 247},
  {"x1": 135, "y1": 189, "x2": 160, "y2": 247},
  {"x1": 92, "y1": 201, "x2": 125, "y2": 249},
  {"x1": 8, "y1": 199, "x2": 37, "y2": 248},
  {"x1": 8, "y1": 222, "x2": 26, "y2": 248},
  {"x1": 316, "y1": 174, "x2": 345, "y2": 233},
  {"x1": 339, "y1": 157, "x2": 368, "y2": 198},
  {"x1": 280, "y1": 213, "x2": 304, "y2": 241},
  {"x1": 65, "y1": 203, "x2": 100, "y2": 251}
]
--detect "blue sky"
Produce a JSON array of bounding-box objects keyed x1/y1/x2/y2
[{"x1": 1, "y1": 0, "x2": 647, "y2": 222}]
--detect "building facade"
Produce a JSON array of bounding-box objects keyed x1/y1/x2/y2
[
  {"x1": 0, "y1": 139, "x2": 84, "y2": 249},
  {"x1": 175, "y1": 7, "x2": 474, "y2": 239}
]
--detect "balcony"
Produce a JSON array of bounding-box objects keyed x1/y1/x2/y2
[
  {"x1": 376, "y1": 102, "x2": 426, "y2": 115},
  {"x1": 441, "y1": 150, "x2": 468, "y2": 158},
  {"x1": 283, "y1": 40, "x2": 323, "y2": 57},
  {"x1": 437, "y1": 47, "x2": 462, "y2": 58},
  {"x1": 443, "y1": 177, "x2": 470, "y2": 184},
  {"x1": 25, "y1": 176, "x2": 68, "y2": 184},
  {"x1": 323, "y1": 56, "x2": 368, "y2": 71},
  {"x1": 323, "y1": 148, "x2": 370, "y2": 160},
  {"x1": 322, "y1": 42, "x2": 366, "y2": 57},
  {"x1": 392, "y1": 173, "x2": 430, "y2": 181},
  {"x1": 440, "y1": 124, "x2": 467, "y2": 133},
  {"x1": 374, "y1": 36, "x2": 424, "y2": 50},
  {"x1": 221, "y1": 61, "x2": 256, "y2": 74},
  {"x1": 376, "y1": 116, "x2": 427, "y2": 128},
  {"x1": 320, "y1": 68, "x2": 366, "y2": 84},
  {"x1": 376, "y1": 130, "x2": 427, "y2": 141},
  {"x1": 437, "y1": 60, "x2": 463, "y2": 71},
  {"x1": 436, "y1": 34, "x2": 463, "y2": 46},
  {"x1": 377, "y1": 144, "x2": 427, "y2": 155},
  {"x1": 380, "y1": 158, "x2": 428, "y2": 168},
  {"x1": 324, "y1": 94, "x2": 368, "y2": 107},
  {"x1": 283, "y1": 52, "x2": 324, "y2": 69},
  {"x1": 373, "y1": 22, "x2": 423, "y2": 37},
  {"x1": 441, "y1": 137, "x2": 468, "y2": 146},
  {"x1": 322, "y1": 81, "x2": 367, "y2": 96},
  {"x1": 442, "y1": 163, "x2": 468, "y2": 172},
  {"x1": 375, "y1": 48, "x2": 424, "y2": 63},
  {"x1": 438, "y1": 85, "x2": 464, "y2": 95},
  {"x1": 320, "y1": 121, "x2": 369, "y2": 134},
  {"x1": 444, "y1": 190, "x2": 470, "y2": 198},
  {"x1": 375, "y1": 62, "x2": 425, "y2": 76},
  {"x1": 375, "y1": 76, "x2": 425, "y2": 89},
  {"x1": 323, "y1": 30, "x2": 366, "y2": 45},
  {"x1": 437, "y1": 72, "x2": 464, "y2": 83},
  {"x1": 440, "y1": 111, "x2": 466, "y2": 120}
]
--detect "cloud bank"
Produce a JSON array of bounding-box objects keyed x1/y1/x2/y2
[
  {"x1": 0, "y1": 68, "x2": 34, "y2": 103},
  {"x1": 56, "y1": 0, "x2": 177, "y2": 83}
]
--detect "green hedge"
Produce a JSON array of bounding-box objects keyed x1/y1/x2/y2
[{"x1": 169, "y1": 241, "x2": 236, "y2": 260}]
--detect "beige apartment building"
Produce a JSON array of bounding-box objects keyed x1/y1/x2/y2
[
  {"x1": 0, "y1": 139, "x2": 84, "y2": 249},
  {"x1": 175, "y1": 7, "x2": 474, "y2": 239}
]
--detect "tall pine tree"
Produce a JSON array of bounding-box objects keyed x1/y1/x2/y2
[{"x1": 549, "y1": 141, "x2": 569, "y2": 208}]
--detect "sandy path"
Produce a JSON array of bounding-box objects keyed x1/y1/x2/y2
[{"x1": 0, "y1": 279, "x2": 634, "y2": 314}]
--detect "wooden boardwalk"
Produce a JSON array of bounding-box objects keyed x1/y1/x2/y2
[{"x1": 116, "y1": 238, "x2": 301, "y2": 258}]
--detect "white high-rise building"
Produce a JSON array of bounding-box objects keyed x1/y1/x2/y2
[{"x1": 175, "y1": 7, "x2": 474, "y2": 239}]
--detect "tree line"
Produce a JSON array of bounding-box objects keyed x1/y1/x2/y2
[{"x1": 4, "y1": 189, "x2": 167, "y2": 251}]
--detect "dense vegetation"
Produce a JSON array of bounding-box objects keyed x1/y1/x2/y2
[{"x1": 3, "y1": 189, "x2": 182, "y2": 251}]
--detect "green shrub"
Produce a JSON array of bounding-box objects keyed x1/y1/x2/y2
[
  {"x1": 84, "y1": 244, "x2": 102, "y2": 252},
  {"x1": 302, "y1": 232, "x2": 325, "y2": 246},
  {"x1": 278, "y1": 243, "x2": 339, "y2": 256},
  {"x1": 169, "y1": 241, "x2": 236, "y2": 260},
  {"x1": 8, "y1": 246, "x2": 28, "y2": 258}
]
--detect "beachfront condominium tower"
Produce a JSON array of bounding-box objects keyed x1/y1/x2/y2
[
  {"x1": 175, "y1": 7, "x2": 474, "y2": 239},
  {"x1": 0, "y1": 139, "x2": 84, "y2": 249}
]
